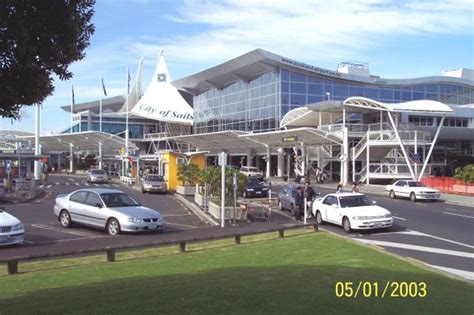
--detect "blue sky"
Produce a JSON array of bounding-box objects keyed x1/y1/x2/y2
[{"x1": 3, "y1": 0, "x2": 473, "y2": 133}]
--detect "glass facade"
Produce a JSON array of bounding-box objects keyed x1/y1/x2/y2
[{"x1": 193, "y1": 66, "x2": 473, "y2": 134}]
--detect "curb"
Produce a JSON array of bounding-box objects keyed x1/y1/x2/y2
[{"x1": 172, "y1": 193, "x2": 219, "y2": 226}]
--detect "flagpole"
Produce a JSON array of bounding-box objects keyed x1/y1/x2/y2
[
  {"x1": 125, "y1": 67, "x2": 129, "y2": 157},
  {"x1": 71, "y1": 84, "x2": 74, "y2": 134},
  {"x1": 99, "y1": 78, "x2": 103, "y2": 132}
]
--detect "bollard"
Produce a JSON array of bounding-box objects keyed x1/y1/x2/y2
[
  {"x1": 179, "y1": 241, "x2": 186, "y2": 253},
  {"x1": 313, "y1": 224, "x2": 319, "y2": 232},
  {"x1": 106, "y1": 249, "x2": 116, "y2": 262},
  {"x1": 278, "y1": 229, "x2": 285, "y2": 238},
  {"x1": 235, "y1": 235, "x2": 241, "y2": 244},
  {"x1": 7, "y1": 260, "x2": 18, "y2": 275}
]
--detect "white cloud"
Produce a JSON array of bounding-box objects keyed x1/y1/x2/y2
[{"x1": 138, "y1": 0, "x2": 472, "y2": 65}]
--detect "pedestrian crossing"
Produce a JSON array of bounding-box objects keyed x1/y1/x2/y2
[{"x1": 39, "y1": 182, "x2": 122, "y2": 189}]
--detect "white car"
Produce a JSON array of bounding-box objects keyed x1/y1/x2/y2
[
  {"x1": 54, "y1": 188, "x2": 164, "y2": 235},
  {"x1": 87, "y1": 169, "x2": 108, "y2": 183},
  {"x1": 0, "y1": 208, "x2": 25, "y2": 246},
  {"x1": 240, "y1": 166, "x2": 264, "y2": 179},
  {"x1": 312, "y1": 193, "x2": 393, "y2": 232},
  {"x1": 385, "y1": 180, "x2": 441, "y2": 202}
]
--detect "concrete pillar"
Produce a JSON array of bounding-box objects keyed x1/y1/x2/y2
[
  {"x1": 98, "y1": 142, "x2": 103, "y2": 169},
  {"x1": 286, "y1": 152, "x2": 291, "y2": 179},
  {"x1": 277, "y1": 148, "x2": 284, "y2": 177},
  {"x1": 247, "y1": 152, "x2": 253, "y2": 167},
  {"x1": 69, "y1": 144, "x2": 74, "y2": 173},
  {"x1": 58, "y1": 154, "x2": 62, "y2": 173},
  {"x1": 255, "y1": 154, "x2": 261, "y2": 169},
  {"x1": 266, "y1": 146, "x2": 271, "y2": 178}
]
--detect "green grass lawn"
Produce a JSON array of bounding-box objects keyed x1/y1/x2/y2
[{"x1": 0, "y1": 230, "x2": 472, "y2": 314}]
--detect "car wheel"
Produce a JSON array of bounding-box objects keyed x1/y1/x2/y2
[
  {"x1": 243, "y1": 191, "x2": 247, "y2": 198},
  {"x1": 59, "y1": 210, "x2": 72, "y2": 228},
  {"x1": 342, "y1": 217, "x2": 352, "y2": 233},
  {"x1": 316, "y1": 211, "x2": 324, "y2": 225},
  {"x1": 389, "y1": 190, "x2": 396, "y2": 199},
  {"x1": 410, "y1": 192, "x2": 417, "y2": 202},
  {"x1": 106, "y1": 218, "x2": 121, "y2": 235},
  {"x1": 278, "y1": 200, "x2": 283, "y2": 210}
]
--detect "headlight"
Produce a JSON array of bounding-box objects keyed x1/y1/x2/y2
[
  {"x1": 384, "y1": 214, "x2": 392, "y2": 218},
  {"x1": 128, "y1": 218, "x2": 143, "y2": 223},
  {"x1": 12, "y1": 223, "x2": 24, "y2": 231},
  {"x1": 246, "y1": 188, "x2": 254, "y2": 191}
]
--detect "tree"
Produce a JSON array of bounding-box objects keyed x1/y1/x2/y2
[
  {"x1": 177, "y1": 162, "x2": 202, "y2": 186},
  {"x1": 0, "y1": 0, "x2": 96, "y2": 118}
]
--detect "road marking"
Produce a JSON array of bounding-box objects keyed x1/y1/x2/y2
[
  {"x1": 47, "y1": 185, "x2": 52, "y2": 188},
  {"x1": 112, "y1": 184, "x2": 119, "y2": 187},
  {"x1": 355, "y1": 239, "x2": 473, "y2": 258},
  {"x1": 444, "y1": 207, "x2": 474, "y2": 214},
  {"x1": 165, "y1": 222, "x2": 198, "y2": 229},
  {"x1": 427, "y1": 264, "x2": 474, "y2": 281},
  {"x1": 39, "y1": 185, "x2": 44, "y2": 188},
  {"x1": 68, "y1": 178, "x2": 75, "y2": 181},
  {"x1": 393, "y1": 216, "x2": 407, "y2": 221},
  {"x1": 65, "y1": 183, "x2": 70, "y2": 186},
  {"x1": 104, "y1": 184, "x2": 110, "y2": 187},
  {"x1": 56, "y1": 182, "x2": 60, "y2": 185},
  {"x1": 379, "y1": 229, "x2": 474, "y2": 249},
  {"x1": 94, "y1": 184, "x2": 99, "y2": 187},
  {"x1": 75, "y1": 183, "x2": 80, "y2": 186},
  {"x1": 417, "y1": 203, "x2": 427, "y2": 207},
  {"x1": 31, "y1": 224, "x2": 98, "y2": 237},
  {"x1": 84, "y1": 183, "x2": 90, "y2": 186},
  {"x1": 23, "y1": 240, "x2": 35, "y2": 244},
  {"x1": 443, "y1": 212, "x2": 474, "y2": 219}
]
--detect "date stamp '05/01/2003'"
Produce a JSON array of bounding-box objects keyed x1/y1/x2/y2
[{"x1": 335, "y1": 281, "x2": 427, "y2": 298}]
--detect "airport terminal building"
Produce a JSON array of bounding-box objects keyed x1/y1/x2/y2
[{"x1": 8, "y1": 48, "x2": 471, "y2": 184}]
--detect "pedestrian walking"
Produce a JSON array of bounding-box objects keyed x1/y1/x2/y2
[
  {"x1": 294, "y1": 186, "x2": 305, "y2": 221},
  {"x1": 336, "y1": 183, "x2": 343, "y2": 194},
  {"x1": 351, "y1": 182, "x2": 359, "y2": 193},
  {"x1": 303, "y1": 181, "x2": 316, "y2": 218}
]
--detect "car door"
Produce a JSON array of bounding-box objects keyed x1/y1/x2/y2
[
  {"x1": 68, "y1": 191, "x2": 89, "y2": 224},
  {"x1": 83, "y1": 192, "x2": 108, "y2": 228},
  {"x1": 394, "y1": 181, "x2": 406, "y2": 196},
  {"x1": 325, "y1": 196, "x2": 340, "y2": 224}
]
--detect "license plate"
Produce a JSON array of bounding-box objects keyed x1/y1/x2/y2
[
  {"x1": 148, "y1": 224, "x2": 157, "y2": 229},
  {"x1": 256, "y1": 191, "x2": 262, "y2": 194},
  {"x1": 373, "y1": 223, "x2": 383, "y2": 227},
  {"x1": 152, "y1": 185, "x2": 160, "y2": 188}
]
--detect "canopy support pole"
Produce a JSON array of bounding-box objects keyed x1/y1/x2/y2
[
  {"x1": 387, "y1": 111, "x2": 415, "y2": 180},
  {"x1": 418, "y1": 116, "x2": 445, "y2": 181}
]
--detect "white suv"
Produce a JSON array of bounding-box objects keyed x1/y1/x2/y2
[{"x1": 240, "y1": 166, "x2": 264, "y2": 179}]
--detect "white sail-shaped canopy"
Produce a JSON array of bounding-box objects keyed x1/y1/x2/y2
[{"x1": 131, "y1": 51, "x2": 193, "y2": 125}]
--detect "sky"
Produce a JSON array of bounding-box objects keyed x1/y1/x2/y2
[{"x1": 3, "y1": 0, "x2": 473, "y2": 134}]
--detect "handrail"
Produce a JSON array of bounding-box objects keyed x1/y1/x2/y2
[{"x1": 0, "y1": 223, "x2": 317, "y2": 275}]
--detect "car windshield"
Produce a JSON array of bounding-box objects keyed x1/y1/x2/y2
[
  {"x1": 146, "y1": 175, "x2": 164, "y2": 181},
  {"x1": 407, "y1": 181, "x2": 426, "y2": 187},
  {"x1": 91, "y1": 170, "x2": 105, "y2": 175},
  {"x1": 248, "y1": 178, "x2": 263, "y2": 185},
  {"x1": 339, "y1": 195, "x2": 373, "y2": 208},
  {"x1": 100, "y1": 193, "x2": 140, "y2": 207}
]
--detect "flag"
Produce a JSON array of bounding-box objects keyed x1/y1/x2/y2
[
  {"x1": 127, "y1": 68, "x2": 131, "y2": 94},
  {"x1": 101, "y1": 77, "x2": 107, "y2": 96}
]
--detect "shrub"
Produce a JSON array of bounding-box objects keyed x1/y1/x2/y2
[
  {"x1": 454, "y1": 164, "x2": 474, "y2": 183},
  {"x1": 177, "y1": 163, "x2": 202, "y2": 186}
]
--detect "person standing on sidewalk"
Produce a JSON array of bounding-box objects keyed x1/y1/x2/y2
[
  {"x1": 294, "y1": 186, "x2": 305, "y2": 221},
  {"x1": 303, "y1": 181, "x2": 316, "y2": 218}
]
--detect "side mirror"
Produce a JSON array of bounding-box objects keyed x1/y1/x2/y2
[
  {"x1": 95, "y1": 203, "x2": 103, "y2": 208},
  {"x1": 372, "y1": 201, "x2": 377, "y2": 205}
]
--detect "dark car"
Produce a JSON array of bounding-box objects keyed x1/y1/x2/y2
[
  {"x1": 277, "y1": 184, "x2": 304, "y2": 216},
  {"x1": 243, "y1": 177, "x2": 269, "y2": 198}
]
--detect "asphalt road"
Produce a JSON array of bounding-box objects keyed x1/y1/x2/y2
[
  {"x1": 1, "y1": 176, "x2": 472, "y2": 281},
  {"x1": 268, "y1": 183, "x2": 474, "y2": 281},
  {"x1": 0, "y1": 175, "x2": 210, "y2": 255}
]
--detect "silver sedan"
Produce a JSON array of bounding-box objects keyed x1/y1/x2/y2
[{"x1": 53, "y1": 188, "x2": 164, "y2": 235}]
